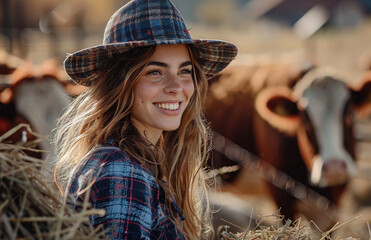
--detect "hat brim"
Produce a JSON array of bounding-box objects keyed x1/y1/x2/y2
[{"x1": 63, "y1": 39, "x2": 238, "y2": 86}]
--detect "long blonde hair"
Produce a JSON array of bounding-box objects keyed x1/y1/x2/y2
[{"x1": 54, "y1": 45, "x2": 213, "y2": 239}]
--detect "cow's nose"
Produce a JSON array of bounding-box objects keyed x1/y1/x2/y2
[{"x1": 322, "y1": 160, "x2": 348, "y2": 186}]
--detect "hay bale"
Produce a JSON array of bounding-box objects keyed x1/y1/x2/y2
[
  {"x1": 218, "y1": 210, "x2": 360, "y2": 240},
  {"x1": 0, "y1": 124, "x2": 106, "y2": 239}
]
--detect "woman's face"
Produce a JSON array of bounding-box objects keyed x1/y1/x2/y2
[{"x1": 131, "y1": 44, "x2": 195, "y2": 144}]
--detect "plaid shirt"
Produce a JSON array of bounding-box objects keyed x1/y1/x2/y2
[{"x1": 66, "y1": 138, "x2": 186, "y2": 239}]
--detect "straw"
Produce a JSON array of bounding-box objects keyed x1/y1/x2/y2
[
  {"x1": 0, "y1": 124, "x2": 107, "y2": 239},
  {"x1": 218, "y1": 212, "x2": 359, "y2": 240}
]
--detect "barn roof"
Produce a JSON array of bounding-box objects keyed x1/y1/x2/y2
[{"x1": 246, "y1": 0, "x2": 369, "y2": 29}]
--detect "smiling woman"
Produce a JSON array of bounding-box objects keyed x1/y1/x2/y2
[
  {"x1": 52, "y1": 0, "x2": 237, "y2": 239},
  {"x1": 131, "y1": 45, "x2": 195, "y2": 144}
]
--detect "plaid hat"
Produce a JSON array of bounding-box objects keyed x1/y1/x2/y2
[{"x1": 64, "y1": 0, "x2": 238, "y2": 86}]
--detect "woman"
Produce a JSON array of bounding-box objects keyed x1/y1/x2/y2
[{"x1": 53, "y1": 0, "x2": 237, "y2": 239}]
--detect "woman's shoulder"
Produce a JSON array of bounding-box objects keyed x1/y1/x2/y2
[
  {"x1": 87, "y1": 145, "x2": 130, "y2": 166},
  {"x1": 83, "y1": 144, "x2": 156, "y2": 182},
  {"x1": 94, "y1": 146, "x2": 154, "y2": 178},
  {"x1": 66, "y1": 143, "x2": 158, "y2": 198}
]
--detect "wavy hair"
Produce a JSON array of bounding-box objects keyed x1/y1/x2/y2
[{"x1": 53, "y1": 45, "x2": 213, "y2": 239}]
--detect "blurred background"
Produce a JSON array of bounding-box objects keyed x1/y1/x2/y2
[{"x1": 1, "y1": 0, "x2": 371, "y2": 78}]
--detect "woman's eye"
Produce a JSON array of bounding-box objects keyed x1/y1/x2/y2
[
  {"x1": 147, "y1": 70, "x2": 161, "y2": 75},
  {"x1": 180, "y1": 69, "x2": 192, "y2": 75}
]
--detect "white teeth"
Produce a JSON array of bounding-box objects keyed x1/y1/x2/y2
[{"x1": 155, "y1": 102, "x2": 180, "y2": 110}]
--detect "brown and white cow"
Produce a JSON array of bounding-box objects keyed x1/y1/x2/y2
[
  {"x1": 0, "y1": 57, "x2": 87, "y2": 163},
  {"x1": 206, "y1": 62, "x2": 371, "y2": 227},
  {"x1": 0, "y1": 56, "x2": 42, "y2": 159}
]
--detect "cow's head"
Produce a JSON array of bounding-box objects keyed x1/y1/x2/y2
[
  {"x1": 0, "y1": 59, "x2": 88, "y2": 159},
  {"x1": 255, "y1": 68, "x2": 371, "y2": 187}
]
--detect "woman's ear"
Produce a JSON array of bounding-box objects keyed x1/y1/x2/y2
[
  {"x1": 351, "y1": 73, "x2": 371, "y2": 117},
  {"x1": 255, "y1": 86, "x2": 300, "y2": 136}
]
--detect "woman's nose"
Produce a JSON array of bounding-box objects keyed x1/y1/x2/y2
[{"x1": 164, "y1": 75, "x2": 182, "y2": 94}]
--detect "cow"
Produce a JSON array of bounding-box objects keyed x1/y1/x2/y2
[
  {"x1": 0, "y1": 56, "x2": 87, "y2": 165},
  {"x1": 0, "y1": 55, "x2": 42, "y2": 159},
  {"x1": 206, "y1": 58, "x2": 312, "y2": 183},
  {"x1": 205, "y1": 59, "x2": 371, "y2": 230}
]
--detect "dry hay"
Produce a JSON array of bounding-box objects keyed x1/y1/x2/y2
[
  {"x1": 218, "y1": 211, "x2": 364, "y2": 240},
  {"x1": 0, "y1": 124, "x2": 106, "y2": 239}
]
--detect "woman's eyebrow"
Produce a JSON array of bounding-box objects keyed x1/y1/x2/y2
[
  {"x1": 147, "y1": 61, "x2": 192, "y2": 68},
  {"x1": 180, "y1": 61, "x2": 192, "y2": 68},
  {"x1": 148, "y1": 61, "x2": 168, "y2": 67}
]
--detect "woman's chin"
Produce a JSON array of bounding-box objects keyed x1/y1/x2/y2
[{"x1": 160, "y1": 123, "x2": 181, "y2": 132}]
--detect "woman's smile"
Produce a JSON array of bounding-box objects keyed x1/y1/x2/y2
[{"x1": 154, "y1": 101, "x2": 181, "y2": 111}]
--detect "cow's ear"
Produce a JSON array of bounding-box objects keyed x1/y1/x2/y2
[
  {"x1": 0, "y1": 88, "x2": 14, "y2": 104},
  {"x1": 255, "y1": 86, "x2": 300, "y2": 136},
  {"x1": 0, "y1": 49, "x2": 24, "y2": 75},
  {"x1": 351, "y1": 76, "x2": 371, "y2": 117}
]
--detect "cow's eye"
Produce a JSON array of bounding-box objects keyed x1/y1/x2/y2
[
  {"x1": 302, "y1": 111, "x2": 314, "y2": 136},
  {"x1": 344, "y1": 100, "x2": 354, "y2": 126},
  {"x1": 302, "y1": 111, "x2": 311, "y2": 129}
]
